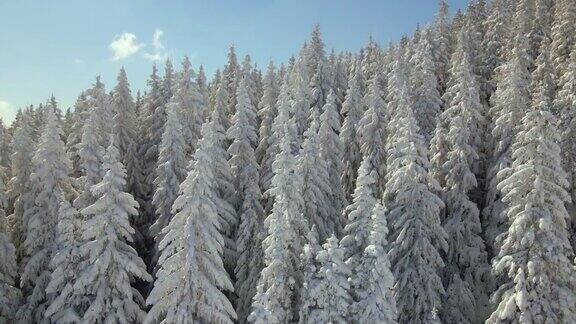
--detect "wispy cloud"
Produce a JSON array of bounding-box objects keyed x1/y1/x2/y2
[
  {"x1": 74, "y1": 58, "x2": 84, "y2": 64},
  {"x1": 144, "y1": 28, "x2": 168, "y2": 61},
  {"x1": 109, "y1": 32, "x2": 143, "y2": 61}
]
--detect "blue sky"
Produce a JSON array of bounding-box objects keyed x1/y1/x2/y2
[{"x1": 0, "y1": 0, "x2": 469, "y2": 123}]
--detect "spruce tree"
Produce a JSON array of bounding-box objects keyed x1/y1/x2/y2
[
  {"x1": 45, "y1": 196, "x2": 85, "y2": 323},
  {"x1": 304, "y1": 235, "x2": 352, "y2": 324},
  {"x1": 249, "y1": 119, "x2": 307, "y2": 323},
  {"x1": 319, "y1": 90, "x2": 346, "y2": 231},
  {"x1": 146, "y1": 121, "x2": 236, "y2": 324},
  {"x1": 17, "y1": 107, "x2": 73, "y2": 323},
  {"x1": 550, "y1": 0, "x2": 576, "y2": 78},
  {"x1": 74, "y1": 138, "x2": 151, "y2": 323},
  {"x1": 299, "y1": 112, "x2": 334, "y2": 243},
  {"x1": 410, "y1": 27, "x2": 442, "y2": 143},
  {"x1": 488, "y1": 38, "x2": 576, "y2": 322},
  {"x1": 340, "y1": 64, "x2": 365, "y2": 203},
  {"x1": 386, "y1": 56, "x2": 448, "y2": 324},
  {"x1": 352, "y1": 202, "x2": 397, "y2": 323},
  {"x1": 229, "y1": 77, "x2": 265, "y2": 323},
  {"x1": 150, "y1": 103, "x2": 188, "y2": 249},
  {"x1": 0, "y1": 165, "x2": 21, "y2": 322},
  {"x1": 437, "y1": 29, "x2": 490, "y2": 324},
  {"x1": 255, "y1": 61, "x2": 279, "y2": 187}
]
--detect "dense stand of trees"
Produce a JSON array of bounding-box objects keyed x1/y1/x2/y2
[{"x1": 1, "y1": 0, "x2": 576, "y2": 323}]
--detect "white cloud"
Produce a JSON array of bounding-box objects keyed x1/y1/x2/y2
[
  {"x1": 74, "y1": 58, "x2": 84, "y2": 64},
  {"x1": 144, "y1": 28, "x2": 168, "y2": 61},
  {"x1": 152, "y1": 28, "x2": 165, "y2": 51},
  {"x1": 109, "y1": 32, "x2": 143, "y2": 61}
]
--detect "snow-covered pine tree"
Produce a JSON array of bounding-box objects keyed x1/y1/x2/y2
[
  {"x1": 480, "y1": 0, "x2": 513, "y2": 106},
  {"x1": 437, "y1": 28, "x2": 490, "y2": 324},
  {"x1": 304, "y1": 235, "x2": 351, "y2": 323},
  {"x1": 432, "y1": 0, "x2": 452, "y2": 94},
  {"x1": 44, "y1": 195, "x2": 85, "y2": 323},
  {"x1": 482, "y1": 25, "x2": 531, "y2": 257},
  {"x1": 358, "y1": 70, "x2": 388, "y2": 197},
  {"x1": 249, "y1": 119, "x2": 307, "y2": 324},
  {"x1": 74, "y1": 137, "x2": 151, "y2": 323},
  {"x1": 0, "y1": 120, "x2": 11, "y2": 173},
  {"x1": 340, "y1": 155, "x2": 378, "y2": 297},
  {"x1": 66, "y1": 92, "x2": 90, "y2": 177},
  {"x1": 146, "y1": 121, "x2": 236, "y2": 324},
  {"x1": 352, "y1": 202, "x2": 397, "y2": 323},
  {"x1": 319, "y1": 90, "x2": 346, "y2": 231},
  {"x1": 299, "y1": 112, "x2": 334, "y2": 243},
  {"x1": 290, "y1": 56, "x2": 312, "y2": 143},
  {"x1": 172, "y1": 56, "x2": 204, "y2": 156},
  {"x1": 223, "y1": 44, "x2": 241, "y2": 117},
  {"x1": 111, "y1": 67, "x2": 138, "y2": 182},
  {"x1": 340, "y1": 62, "x2": 365, "y2": 203},
  {"x1": 385, "y1": 54, "x2": 448, "y2": 324},
  {"x1": 410, "y1": 27, "x2": 442, "y2": 143},
  {"x1": 206, "y1": 90, "x2": 238, "y2": 274},
  {"x1": 487, "y1": 37, "x2": 576, "y2": 323},
  {"x1": 229, "y1": 76, "x2": 265, "y2": 323},
  {"x1": 297, "y1": 226, "x2": 321, "y2": 324},
  {"x1": 150, "y1": 102, "x2": 188, "y2": 251},
  {"x1": 6, "y1": 114, "x2": 36, "y2": 262},
  {"x1": 0, "y1": 165, "x2": 21, "y2": 323},
  {"x1": 529, "y1": 0, "x2": 553, "y2": 61},
  {"x1": 73, "y1": 104, "x2": 106, "y2": 211},
  {"x1": 196, "y1": 65, "x2": 210, "y2": 121},
  {"x1": 260, "y1": 74, "x2": 291, "y2": 214},
  {"x1": 557, "y1": 46, "x2": 576, "y2": 251},
  {"x1": 17, "y1": 107, "x2": 73, "y2": 323},
  {"x1": 550, "y1": 0, "x2": 576, "y2": 78},
  {"x1": 255, "y1": 61, "x2": 279, "y2": 181}
]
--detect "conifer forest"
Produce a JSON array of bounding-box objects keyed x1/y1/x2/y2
[{"x1": 1, "y1": 0, "x2": 576, "y2": 323}]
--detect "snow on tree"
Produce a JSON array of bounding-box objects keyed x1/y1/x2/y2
[
  {"x1": 260, "y1": 74, "x2": 292, "y2": 214},
  {"x1": 529, "y1": 0, "x2": 554, "y2": 61},
  {"x1": 44, "y1": 196, "x2": 85, "y2": 323},
  {"x1": 228, "y1": 76, "x2": 266, "y2": 323},
  {"x1": 340, "y1": 155, "x2": 378, "y2": 297},
  {"x1": 6, "y1": 114, "x2": 36, "y2": 262},
  {"x1": 432, "y1": 0, "x2": 452, "y2": 94},
  {"x1": 17, "y1": 107, "x2": 74, "y2": 323},
  {"x1": 74, "y1": 137, "x2": 151, "y2": 323},
  {"x1": 340, "y1": 63, "x2": 366, "y2": 203},
  {"x1": 205, "y1": 96, "x2": 238, "y2": 275},
  {"x1": 297, "y1": 226, "x2": 321, "y2": 324},
  {"x1": 111, "y1": 67, "x2": 138, "y2": 178},
  {"x1": 351, "y1": 202, "x2": 397, "y2": 324},
  {"x1": 73, "y1": 105, "x2": 106, "y2": 211},
  {"x1": 196, "y1": 65, "x2": 210, "y2": 120},
  {"x1": 223, "y1": 44, "x2": 241, "y2": 117},
  {"x1": 0, "y1": 119, "x2": 11, "y2": 173},
  {"x1": 146, "y1": 121, "x2": 236, "y2": 324},
  {"x1": 161, "y1": 58, "x2": 175, "y2": 105},
  {"x1": 0, "y1": 165, "x2": 21, "y2": 322},
  {"x1": 487, "y1": 40, "x2": 576, "y2": 321},
  {"x1": 557, "y1": 46, "x2": 576, "y2": 251},
  {"x1": 480, "y1": 0, "x2": 513, "y2": 105},
  {"x1": 319, "y1": 90, "x2": 346, "y2": 231},
  {"x1": 385, "y1": 55, "x2": 448, "y2": 324},
  {"x1": 299, "y1": 112, "x2": 335, "y2": 243},
  {"x1": 290, "y1": 56, "x2": 312, "y2": 143},
  {"x1": 482, "y1": 28, "x2": 531, "y2": 257},
  {"x1": 249, "y1": 119, "x2": 308, "y2": 324},
  {"x1": 550, "y1": 0, "x2": 576, "y2": 78},
  {"x1": 172, "y1": 56, "x2": 205, "y2": 156},
  {"x1": 150, "y1": 102, "x2": 188, "y2": 251},
  {"x1": 358, "y1": 71, "x2": 388, "y2": 197},
  {"x1": 435, "y1": 28, "x2": 491, "y2": 324},
  {"x1": 255, "y1": 62, "x2": 279, "y2": 186},
  {"x1": 410, "y1": 27, "x2": 442, "y2": 143},
  {"x1": 66, "y1": 93, "x2": 90, "y2": 177},
  {"x1": 303, "y1": 235, "x2": 352, "y2": 324},
  {"x1": 241, "y1": 55, "x2": 260, "y2": 110}
]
